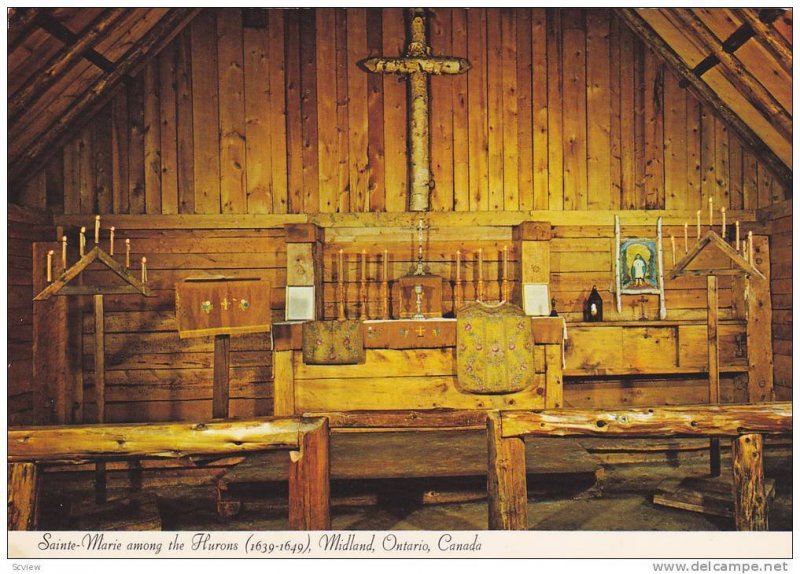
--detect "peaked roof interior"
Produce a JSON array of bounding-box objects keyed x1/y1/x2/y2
[{"x1": 6, "y1": 7, "x2": 792, "y2": 192}]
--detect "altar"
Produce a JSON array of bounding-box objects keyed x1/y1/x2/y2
[{"x1": 272, "y1": 317, "x2": 565, "y2": 415}]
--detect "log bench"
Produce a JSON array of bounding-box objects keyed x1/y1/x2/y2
[
  {"x1": 486, "y1": 402, "x2": 792, "y2": 531},
  {"x1": 7, "y1": 416, "x2": 330, "y2": 531}
]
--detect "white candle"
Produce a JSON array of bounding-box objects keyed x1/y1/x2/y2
[
  {"x1": 125, "y1": 239, "x2": 131, "y2": 268},
  {"x1": 47, "y1": 250, "x2": 53, "y2": 283},
  {"x1": 110, "y1": 226, "x2": 115, "y2": 255},
  {"x1": 361, "y1": 249, "x2": 367, "y2": 279},
  {"x1": 61, "y1": 235, "x2": 67, "y2": 269},
  {"x1": 709, "y1": 197, "x2": 713, "y2": 228},
  {"x1": 696, "y1": 210, "x2": 701, "y2": 240},
  {"x1": 383, "y1": 249, "x2": 388, "y2": 281},
  {"x1": 478, "y1": 248, "x2": 483, "y2": 282},
  {"x1": 748, "y1": 231, "x2": 753, "y2": 263},
  {"x1": 338, "y1": 249, "x2": 344, "y2": 281},
  {"x1": 94, "y1": 215, "x2": 100, "y2": 244},
  {"x1": 141, "y1": 257, "x2": 147, "y2": 284},
  {"x1": 683, "y1": 223, "x2": 688, "y2": 253},
  {"x1": 456, "y1": 250, "x2": 461, "y2": 282},
  {"x1": 670, "y1": 235, "x2": 675, "y2": 265},
  {"x1": 735, "y1": 221, "x2": 740, "y2": 252},
  {"x1": 503, "y1": 245, "x2": 508, "y2": 280},
  {"x1": 742, "y1": 239, "x2": 748, "y2": 263},
  {"x1": 79, "y1": 226, "x2": 86, "y2": 256},
  {"x1": 721, "y1": 207, "x2": 726, "y2": 239}
]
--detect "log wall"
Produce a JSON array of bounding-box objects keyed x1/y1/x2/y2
[
  {"x1": 765, "y1": 204, "x2": 792, "y2": 400},
  {"x1": 18, "y1": 8, "x2": 788, "y2": 216},
  {"x1": 8, "y1": 206, "x2": 54, "y2": 425}
]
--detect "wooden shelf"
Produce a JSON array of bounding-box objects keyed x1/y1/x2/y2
[
  {"x1": 565, "y1": 364, "x2": 749, "y2": 378},
  {"x1": 568, "y1": 319, "x2": 746, "y2": 328}
]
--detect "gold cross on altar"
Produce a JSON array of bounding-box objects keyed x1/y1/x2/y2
[
  {"x1": 416, "y1": 326, "x2": 426, "y2": 337},
  {"x1": 361, "y1": 8, "x2": 470, "y2": 212},
  {"x1": 221, "y1": 298, "x2": 230, "y2": 311}
]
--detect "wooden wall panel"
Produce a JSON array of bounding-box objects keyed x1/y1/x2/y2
[
  {"x1": 45, "y1": 8, "x2": 787, "y2": 217},
  {"x1": 769, "y1": 212, "x2": 792, "y2": 400}
]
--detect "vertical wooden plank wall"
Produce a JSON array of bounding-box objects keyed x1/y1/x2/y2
[{"x1": 39, "y1": 8, "x2": 787, "y2": 217}]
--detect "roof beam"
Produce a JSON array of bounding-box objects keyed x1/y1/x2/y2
[
  {"x1": 9, "y1": 9, "x2": 130, "y2": 124},
  {"x1": 669, "y1": 9, "x2": 791, "y2": 142},
  {"x1": 35, "y1": 12, "x2": 118, "y2": 73},
  {"x1": 7, "y1": 8, "x2": 43, "y2": 53},
  {"x1": 615, "y1": 9, "x2": 792, "y2": 188},
  {"x1": 734, "y1": 9, "x2": 792, "y2": 75},
  {"x1": 8, "y1": 8, "x2": 203, "y2": 191}
]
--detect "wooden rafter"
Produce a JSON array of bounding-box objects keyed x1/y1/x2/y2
[
  {"x1": 734, "y1": 9, "x2": 792, "y2": 74},
  {"x1": 9, "y1": 9, "x2": 130, "y2": 123},
  {"x1": 670, "y1": 9, "x2": 792, "y2": 141},
  {"x1": 668, "y1": 231, "x2": 764, "y2": 280},
  {"x1": 7, "y1": 7, "x2": 42, "y2": 53},
  {"x1": 8, "y1": 7, "x2": 202, "y2": 191},
  {"x1": 615, "y1": 8, "x2": 792, "y2": 187}
]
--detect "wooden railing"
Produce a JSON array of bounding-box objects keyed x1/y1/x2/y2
[
  {"x1": 7, "y1": 416, "x2": 330, "y2": 531},
  {"x1": 487, "y1": 402, "x2": 792, "y2": 532}
]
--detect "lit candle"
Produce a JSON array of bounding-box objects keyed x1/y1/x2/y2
[
  {"x1": 721, "y1": 207, "x2": 726, "y2": 239},
  {"x1": 383, "y1": 249, "x2": 388, "y2": 281},
  {"x1": 456, "y1": 250, "x2": 461, "y2": 283},
  {"x1": 47, "y1": 250, "x2": 53, "y2": 283},
  {"x1": 709, "y1": 197, "x2": 713, "y2": 228},
  {"x1": 94, "y1": 215, "x2": 100, "y2": 244},
  {"x1": 61, "y1": 235, "x2": 67, "y2": 269},
  {"x1": 125, "y1": 238, "x2": 131, "y2": 268},
  {"x1": 361, "y1": 249, "x2": 367, "y2": 279},
  {"x1": 735, "y1": 221, "x2": 740, "y2": 252},
  {"x1": 79, "y1": 226, "x2": 86, "y2": 256},
  {"x1": 683, "y1": 223, "x2": 688, "y2": 253},
  {"x1": 670, "y1": 235, "x2": 676, "y2": 266},
  {"x1": 748, "y1": 231, "x2": 753, "y2": 263},
  {"x1": 696, "y1": 210, "x2": 701, "y2": 240},
  {"x1": 110, "y1": 226, "x2": 115, "y2": 255},
  {"x1": 141, "y1": 257, "x2": 147, "y2": 284},
  {"x1": 338, "y1": 249, "x2": 344, "y2": 281},
  {"x1": 478, "y1": 248, "x2": 483, "y2": 282}
]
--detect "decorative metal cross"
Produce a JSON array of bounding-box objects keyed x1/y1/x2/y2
[
  {"x1": 410, "y1": 217, "x2": 437, "y2": 275},
  {"x1": 361, "y1": 8, "x2": 471, "y2": 212}
]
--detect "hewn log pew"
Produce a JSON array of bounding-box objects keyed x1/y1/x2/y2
[
  {"x1": 487, "y1": 402, "x2": 792, "y2": 531},
  {"x1": 7, "y1": 416, "x2": 330, "y2": 531}
]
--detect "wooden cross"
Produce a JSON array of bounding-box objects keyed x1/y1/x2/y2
[{"x1": 361, "y1": 8, "x2": 470, "y2": 211}]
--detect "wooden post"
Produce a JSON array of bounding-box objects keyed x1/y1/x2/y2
[
  {"x1": 273, "y1": 350, "x2": 295, "y2": 416},
  {"x1": 94, "y1": 294, "x2": 107, "y2": 502},
  {"x1": 544, "y1": 344, "x2": 563, "y2": 409},
  {"x1": 746, "y1": 236, "x2": 774, "y2": 403},
  {"x1": 707, "y1": 275, "x2": 721, "y2": 477},
  {"x1": 8, "y1": 462, "x2": 38, "y2": 531},
  {"x1": 288, "y1": 418, "x2": 330, "y2": 530},
  {"x1": 731, "y1": 433, "x2": 768, "y2": 531},
  {"x1": 213, "y1": 334, "x2": 231, "y2": 419},
  {"x1": 285, "y1": 224, "x2": 323, "y2": 320},
  {"x1": 487, "y1": 412, "x2": 527, "y2": 530}
]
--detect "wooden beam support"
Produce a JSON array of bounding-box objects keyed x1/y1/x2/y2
[
  {"x1": 9, "y1": 8, "x2": 202, "y2": 190},
  {"x1": 707, "y1": 275, "x2": 721, "y2": 477},
  {"x1": 212, "y1": 334, "x2": 231, "y2": 419},
  {"x1": 9, "y1": 8, "x2": 129, "y2": 122},
  {"x1": 734, "y1": 9, "x2": 792, "y2": 75},
  {"x1": 36, "y1": 13, "x2": 118, "y2": 74},
  {"x1": 288, "y1": 417, "x2": 331, "y2": 530},
  {"x1": 7, "y1": 8, "x2": 43, "y2": 53},
  {"x1": 746, "y1": 236, "x2": 774, "y2": 402},
  {"x1": 500, "y1": 403, "x2": 792, "y2": 439},
  {"x1": 487, "y1": 412, "x2": 527, "y2": 530},
  {"x1": 7, "y1": 463, "x2": 38, "y2": 531},
  {"x1": 303, "y1": 409, "x2": 489, "y2": 430},
  {"x1": 7, "y1": 418, "x2": 325, "y2": 462},
  {"x1": 731, "y1": 433, "x2": 768, "y2": 530},
  {"x1": 670, "y1": 9, "x2": 792, "y2": 141},
  {"x1": 615, "y1": 9, "x2": 792, "y2": 186}
]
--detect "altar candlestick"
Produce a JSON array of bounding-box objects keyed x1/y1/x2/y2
[
  {"x1": 383, "y1": 249, "x2": 388, "y2": 280},
  {"x1": 79, "y1": 226, "x2": 86, "y2": 256},
  {"x1": 47, "y1": 250, "x2": 53, "y2": 282},
  {"x1": 361, "y1": 249, "x2": 367, "y2": 279},
  {"x1": 696, "y1": 211, "x2": 701, "y2": 240},
  {"x1": 110, "y1": 226, "x2": 115, "y2": 255},
  {"x1": 381, "y1": 249, "x2": 389, "y2": 320},
  {"x1": 735, "y1": 221, "x2": 740, "y2": 252},
  {"x1": 61, "y1": 235, "x2": 67, "y2": 269},
  {"x1": 709, "y1": 197, "x2": 713, "y2": 228},
  {"x1": 748, "y1": 231, "x2": 753, "y2": 264},
  {"x1": 337, "y1": 249, "x2": 345, "y2": 320},
  {"x1": 670, "y1": 235, "x2": 676, "y2": 266},
  {"x1": 502, "y1": 246, "x2": 509, "y2": 302},
  {"x1": 125, "y1": 239, "x2": 131, "y2": 268},
  {"x1": 338, "y1": 249, "x2": 344, "y2": 280},
  {"x1": 455, "y1": 250, "x2": 463, "y2": 309},
  {"x1": 721, "y1": 207, "x2": 726, "y2": 239},
  {"x1": 141, "y1": 257, "x2": 147, "y2": 284},
  {"x1": 477, "y1": 248, "x2": 484, "y2": 302},
  {"x1": 360, "y1": 250, "x2": 368, "y2": 320},
  {"x1": 683, "y1": 223, "x2": 688, "y2": 253},
  {"x1": 94, "y1": 215, "x2": 100, "y2": 244}
]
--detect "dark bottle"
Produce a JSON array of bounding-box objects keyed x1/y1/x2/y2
[
  {"x1": 549, "y1": 298, "x2": 558, "y2": 317},
  {"x1": 586, "y1": 285, "x2": 603, "y2": 322}
]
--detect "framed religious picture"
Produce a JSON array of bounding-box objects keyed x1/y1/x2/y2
[
  {"x1": 285, "y1": 285, "x2": 316, "y2": 321},
  {"x1": 614, "y1": 215, "x2": 667, "y2": 319},
  {"x1": 522, "y1": 283, "x2": 551, "y2": 316}
]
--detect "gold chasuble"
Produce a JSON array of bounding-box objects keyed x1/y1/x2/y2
[
  {"x1": 456, "y1": 303, "x2": 535, "y2": 394},
  {"x1": 302, "y1": 320, "x2": 365, "y2": 365}
]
